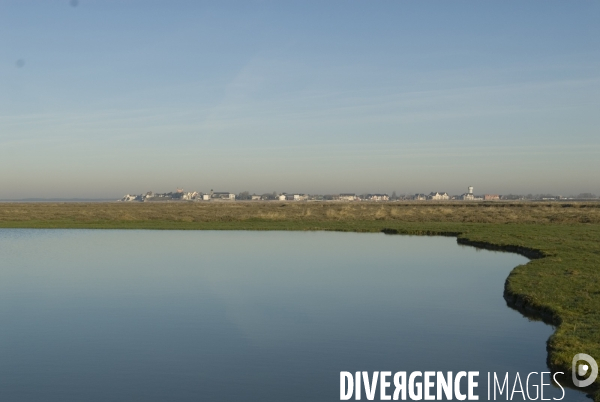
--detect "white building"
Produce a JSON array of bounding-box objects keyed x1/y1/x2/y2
[
  {"x1": 339, "y1": 193, "x2": 357, "y2": 201},
  {"x1": 182, "y1": 191, "x2": 199, "y2": 200},
  {"x1": 428, "y1": 192, "x2": 450, "y2": 200},
  {"x1": 460, "y1": 186, "x2": 476, "y2": 201},
  {"x1": 212, "y1": 192, "x2": 236, "y2": 200},
  {"x1": 368, "y1": 194, "x2": 389, "y2": 201},
  {"x1": 121, "y1": 194, "x2": 139, "y2": 202}
]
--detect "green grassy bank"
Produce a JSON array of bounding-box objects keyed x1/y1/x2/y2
[{"x1": 1, "y1": 202, "x2": 599, "y2": 399}]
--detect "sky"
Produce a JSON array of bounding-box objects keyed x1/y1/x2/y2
[{"x1": 1, "y1": 0, "x2": 599, "y2": 198}]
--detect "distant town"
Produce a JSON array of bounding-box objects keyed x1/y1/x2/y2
[{"x1": 120, "y1": 187, "x2": 599, "y2": 202}]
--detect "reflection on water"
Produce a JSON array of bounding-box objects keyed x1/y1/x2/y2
[{"x1": 0, "y1": 230, "x2": 588, "y2": 401}]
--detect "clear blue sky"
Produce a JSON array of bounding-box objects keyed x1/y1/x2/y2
[{"x1": 1, "y1": 1, "x2": 598, "y2": 198}]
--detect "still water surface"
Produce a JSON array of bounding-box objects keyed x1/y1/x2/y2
[{"x1": 0, "y1": 230, "x2": 587, "y2": 401}]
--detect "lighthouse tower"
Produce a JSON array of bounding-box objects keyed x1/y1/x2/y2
[{"x1": 468, "y1": 186, "x2": 474, "y2": 195}]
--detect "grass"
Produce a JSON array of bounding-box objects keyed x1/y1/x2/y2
[
  {"x1": 1, "y1": 201, "x2": 599, "y2": 399},
  {"x1": 1, "y1": 201, "x2": 600, "y2": 226}
]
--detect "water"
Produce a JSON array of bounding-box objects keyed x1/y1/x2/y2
[{"x1": 0, "y1": 230, "x2": 588, "y2": 401}]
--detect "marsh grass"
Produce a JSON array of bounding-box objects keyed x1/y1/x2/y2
[{"x1": 1, "y1": 201, "x2": 600, "y2": 225}]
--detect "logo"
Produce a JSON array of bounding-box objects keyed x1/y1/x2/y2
[{"x1": 572, "y1": 353, "x2": 598, "y2": 388}]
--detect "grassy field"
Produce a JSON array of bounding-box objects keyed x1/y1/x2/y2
[{"x1": 1, "y1": 201, "x2": 599, "y2": 399}]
